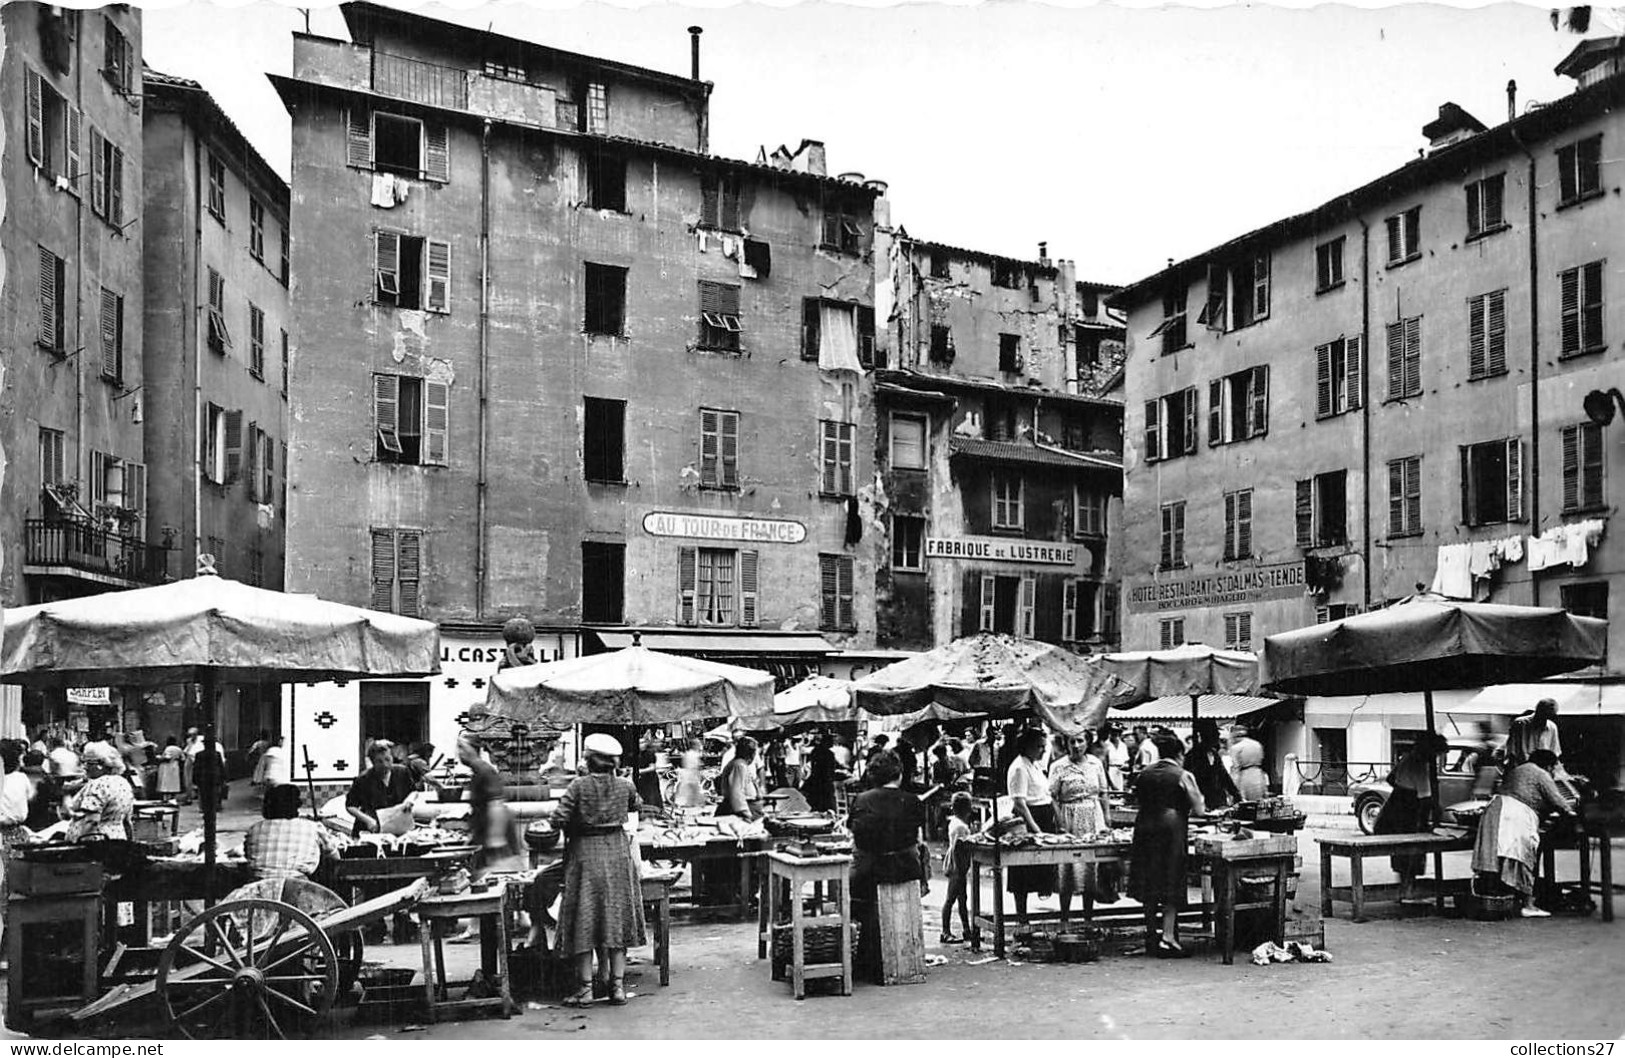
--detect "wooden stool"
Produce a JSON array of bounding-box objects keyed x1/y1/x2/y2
[
  {"x1": 874, "y1": 880, "x2": 926, "y2": 985},
  {"x1": 762, "y1": 851, "x2": 851, "y2": 999},
  {"x1": 415, "y1": 888, "x2": 516, "y2": 1022}
]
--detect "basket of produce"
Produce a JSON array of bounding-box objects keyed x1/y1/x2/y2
[
  {"x1": 1456, "y1": 879, "x2": 1519, "y2": 921},
  {"x1": 1053, "y1": 929, "x2": 1103, "y2": 964},
  {"x1": 524, "y1": 821, "x2": 561, "y2": 851}
]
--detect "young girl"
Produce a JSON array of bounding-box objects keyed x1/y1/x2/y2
[{"x1": 940, "y1": 792, "x2": 975, "y2": 944}]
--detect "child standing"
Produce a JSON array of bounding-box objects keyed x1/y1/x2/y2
[{"x1": 941, "y1": 792, "x2": 975, "y2": 944}]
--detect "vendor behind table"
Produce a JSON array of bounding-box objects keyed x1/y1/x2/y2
[{"x1": 346, "y1": 738, "x2": 417, "y2": 837}]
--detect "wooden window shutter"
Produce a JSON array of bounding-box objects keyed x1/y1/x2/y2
[
  {"x1": 397, "y1": 532, "x2": 421, "y2": 616},
  {"x1": 1173, "y1": 502, "x2": 1185, "y2": 563},
  {"x1": 107, "y1": 144, "x2": 123, "y2": 226},
  {"x1": 1017, "y1": 574, "x2": 1035, "y2": 638},
  {"x1": 1386, "y1": 321, "x2": 1404, "y2": 399},
  {"x1": 90, "y1": 450, "x2": 106, "y2": 506},
  {"x1": 1468, "y1": 294, "x2": 1486, "y2": 378},
  {"x1": 699, "y1": 281, "x2": 738, "y2": 316},
  {"x1": 1466, "y1": 180, "x2": 1481, "y2": 234},
  {"x1": 374, "y1": 374, "x2": 402, "y2": 454},
  {"x1": 1405, "y1": 317, "x2": 1422, "y2": 396},
  {"x1": 1487, "y1": 290, "x2": 1506, "y2": 375},
  {"x1": 1208, "y1": 379, "x2": 1224, "y2": 445},
  {"x1": 423, "y1": 380, "x2": 450, "y2": 465},
  {"x1": 1062, "y1": 580, "x2": 1078, "y2": 642},
  {"x1": 979, "y1": 574, "x2": 996, "y2": 632},
  {"x1": 700, "y1": 174, "x2": 720, "y2": 227},
  {"x1": 1237, "y1": 489, "x2": 1252, "y2": 557},
  {"x1": 801, "y1": 298, "x2": 820, "y2": 361},
  {"x1": 374, "y1": 230, "x2": 400, "y2": 299},
  {"x1": 721, "y1": 175, "x2": 741, "y2": 231},
  {"x1": 38, "y1": 246, "x2": 59, "y2": 351},
  {"x1": 1295, "y1": 478, "x2": 1314, "y2": 547},
  {"x1": 370, "y1": 529, "x2": 396, "y2": 611},
  {"x1": 1459, "y1": 446, "x2": 1473, "y2": 525},
  {"x1": 1182, "y1": 387, "x2": 1199, "y2": 454},
  {"x1": 1405, "y1": 457, "x2": 1422, "y2": 532},
  {"x1": 204, "y1": 402, "x2": 221, "y2": 477},
  {"x1": 1584, "y1": 424, "x2": 1605, "y2": 507},
  {"x1": 425, "y1": 239, "x2": 451, "y2": 313},
  {"x1": 857, "y1": 304, "x2": 876, "y2": 368},
  {"x1": 1250, "y1": 366, "x2": 1269, "y2": 435},
  {"x1": 720, "y1": 411, "x2": 739, "y2": 487},
  {"x1": 100, "y1": 288, "x2": 120, "y2": 379},
  {"x1": 677, "y1": 546, "x2": 697, "y2": 625},
  {"x1": 65, "y1": 105, "x2": 82, "y2": 194},
  {"x1": 1389, "y1": 459, "x2": 1407, "y2": 533},
  {"x1": 25, "y1": 68, "x2": 44, "y2": 167},
  {"x1": 1562, "y1": 425, "x2": 1580, "y2": 511},
  {"x1": 819, "y1": 554, "x2": 839, "y2": 629},
  {"x1": 739, "y1": 550, "x2": 759, "y2": 627},
  {"x1": 1344, "y1": 336, "x2": 1362, "y2": 410},
  {"x1": 1506, "y1": 438, "x2": 1524, "y2": 521},
  {"x1": 1143, "y1": 399, "x2": 1161, "y2": 462},
  {"x1": 699, "y1": 409, "x2": 719, "y2": 485},
  {"x1": 423, "y1": 123, "x2": 449, "y2": 182},
  {"x1": 1560, "y1": 267, "x2": 1581, "y2": 356},
  {"x1": 127, "y1": 462, "x2": 146, "y2": 530},
  {"x1": 224, "y1": 410, "x2": 244, "y2": 483},
  {"x1": 347, "y1": 109, "x2": 373, "y2": 170},
  {"x1": 838, "y1": 556, "x2": 855, "y2": 630},
  {"x1": 1315, "y1": 341, "x2": 1333, "y2": 417},
  {"x1": 245, "y1": 422, "x2": 259, "y2": 501},
  {"x1": 1224, "y1": 491, "x2": 1237, "y2": 558},
  {"x1": 90, "y1": 127, "x2": 106, "y2": 216},
  {"x1": 1583, "y1": 261, "x2": 1605, "y2": 349}
]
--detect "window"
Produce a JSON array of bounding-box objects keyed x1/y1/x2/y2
[
  {"x1": 37, "y1": 246, "x2": 65, "y2": 354},
  {"x1": 991, "y1": 472, "x2": 1024, "y2": 530},
  {"x1": 98, "y1": 287, "x2": 123, "y2": 383},
  {"x1": 698, "y1": 281, "x2": 742, "y2": 351},
  {"x1": 985, "y1": 400, "x2": 1020, "y2": 442},
  {"x1": 584, "y1": 147, "x2": 626, "y2": 212},
  {"x1": 374, "y1": 373, "x2": 450, "y2": 466},
  {"x1": 1074, "y1": 487, "x2": 1106, "y2": 538},
  {"x1": 677, "y1": 547, "x2": 757, "y2": 628},
  {"x1": 374, "y1": 231, "x2": 451, "y2": 313},
  {"x1": 1295, "y1": 470, "x2": 1348, "y2": 548},
  {"x1": 1385, "y1": 316, "x2": 1422, "y2": 400},
  {"x1": 1159, "y1": 502, "x2": 1186, "y2": 569},
  {"x1": 483, "y1": 60, "x2": 527, "y2": 81},
  {"x1": 88, "y1": 128, "x2": 123, "y2": 226},
  {"x1": 1557, "y1": 135, "x2": 1602, "y2": 206},
  {"x1": 1467, "y1": 289, "x2": 1508, "y2": 379},
  {"x1": 891, "y1": 515, "x2": 925, "y2": 571},
  {"x1": 207, "y1": 269, "x2": 231, "y2": 353},
  {"x1": 1560, "y1": 581, "x2": 1609, "y2": 621},
  {"x1": 1075, "y1": 326, "x2": 1102, "y2": 370},
  {"x1": 200, "y1": 404, "x2": 242, "y2": 485},
  {"x1": 102, "y1": 16, "x2": 133, "y2": 93},
  {"x1": 800, "y1": 299, "x2": 874, "y2": 366},
  {"x1": 345, "y1": 109, "x2": 450, "y2": 182},
  {"x1": 929, "y1": 251, "x2": 951, "y2": 280},
  {"x1": 1459, "y1": 438, "x2": 1524, "y2": 525},
  {"x1": 207, "y1": 153, "x2": 226, "y2": 221},
  {"x1": 819, "y1": 554, "x2": 855, "y2": 631},
  {"x1": 38, "y1": 428, "x2": 66, "y2": 508},
  {"x1": 1316, "y1": 603, "x2": 1360, "y2": 624},
  {"x1": 1200, "y1": 253, "x2": 1271, "y2": 331},
  {"x1": 586, "y1": 82, "x2": 609, "y2": 134},
  {"x1": 1208, "y1": 365, "x2": 1270, "y2": 444},
  {"x1": 24, "y1": 66, "x2": 78, "y2": 184},
  {"x1": 977, "y1": 574, "x2": 1035, "y2": 636},
  {"x1": 583, "y1": 263, "x2": 627, "y2": 336},
  {"x1": 1080, "y1": 288, "x2": 1100, "y2": 317},
  {"x1": 245, "y1": 424, "x2": 265, "y2": 501},
  {"x1": 998, "y1": 333, "x2": 1023, "y2": 374},
  {"x1": 1142, "y1": 387, "x2": 1199, "y2": 463},
  {"x1": 1559, "y1": 261, "x2": 1605, "y2": 358},
  {"x1": 369, "y1": 529, "x2": 422, "y2": 616},
  {"x1": 929, "y1": 324, "x2": 955, "y2": 363},
  {"x1": 248, "y1": 304, "x2": 265, "y2": 379},
  {"x1": 1466, "y1": 174, "x2": 1507, "y2": 238},
  {"x1": 1315, "y1": 336, "x2": 1363, "y2": 418},
  {"x1": 890, "y1": 413, "x2": 926, "y2": 470},
  {"x1": 699, "y1": 408, "x2": 739, "y2": 489},
  {"x1": 1151, "y1": 285, "x2": 1188, "y2": 354},
  {"x1": 280, "y1": 330, "x2": 289, "y2": 399},
  {"x1": 1315, "y1": 237, "x2": 1345, "y2": 292},
  {"x1": 249, "y1": 199, "x2": 265, "y2": 262},
  {"x1": 583, "y1": 397, "x2": 626, "y2": 483},
  {"x1": 1561, "y1": 422, "x2": 1605, "y2": 512},
  {"x1": 1061, "y1": 579, "x2": 1102, "y2": 642},
  {"x1": 700, "y1": 171, "x2": 741, "y2": 230},
  {"x1": 280, "y1": 224, "x2": 290, "y2": 285},
  {"x1": 581, "y1": 541, "x2": 625, "y2": 623},
  {"x1": 1223, "y1": 489, "x2": 1253, "y2": 560},
  {"x1": 1386, "y1": 206, "x2": 1421, "y2": 265},
  {"x1": 1387, "y1": 456, "x2": 1423, "y2": 537},
  {"x1": 991, "y1": 260, "x2": 1022, "y2": 289},
  {"x1": 819, "y1": 203, "x2": 865, "y2": 255},
  {"x1": 1223, "y1": 612, "x2": 1253, "y2": 651},
  {"x1": 1159, "y1": 617, "x2": 1186, "y2": 650},
  {"x1": 820, "y1": 420, "x2": 855, "y2": 496},
  {"x1": 247, "y1": 546, "x2": 265, "y2": 587},
  {"x1": 258, "y1": 429, "x2": 275, "y2": 508}
]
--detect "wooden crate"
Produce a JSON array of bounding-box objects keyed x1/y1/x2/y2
[
  {"x1": 1194, "y1": 834, "x2": 1298, "y2": 859},
  {"x1": 875, "y1": 881, "x2": 925, "y2": 986}
]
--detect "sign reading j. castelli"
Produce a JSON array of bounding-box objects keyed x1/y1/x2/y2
[
  {"x1": 1127, "y1": 561, "x2": 1306, "y2": 613},
  {"x1": 641, "y1": 511, "x2": 807, "y2": 544}
]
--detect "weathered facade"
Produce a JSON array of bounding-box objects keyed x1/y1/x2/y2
[
  {"x1": 274, "y1": 3, "x2": 881, "y2": 778},
  {"x1": 1114, "y1": 44, "x2": 1625, "y2": 782},
  {"x1": 873, "y1": 233, "x2": 1126, "y2": 651}
]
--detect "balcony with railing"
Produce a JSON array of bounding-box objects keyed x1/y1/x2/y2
[{"x1": 24, "y1": 518, "x2": 173, "y2": 588}]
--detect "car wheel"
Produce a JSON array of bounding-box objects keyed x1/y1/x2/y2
[{"x1": 1356, "y1": 795, "x2": 1383, "y2": 835}]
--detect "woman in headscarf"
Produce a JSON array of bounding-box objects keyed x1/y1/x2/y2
[
  {"x1": 1005, "y1": 728, "x2": 1059, "y2": 926},
  {"x1": 67, "y1": 742, "x2": 135, "y2": 842},
  {"x1": 1129, "y1": 734, "x2": 1207, "y2": 957},
  {"x1": 1472, "y1": 748, "x2": 1576, "y2": 917},
  {"x1": 550, "y1": 733, "x2": 646, "y2": 1008},
  {"x1": 1049, "y1": 736, "x2": 1111, "y2": 920}
]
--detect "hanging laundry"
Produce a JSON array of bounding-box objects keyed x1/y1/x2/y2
[
  {"x1": 744, "y1": 238, "x2": 772, "y2": 279},
  {"x1": 1429, "y1": 543, "x2": 1473, "y2": 599},
  {"x1": 1496, "y1": 534, "x2": 1524, "y2": 564},
  {"x1": 720, "y1": 234, "x2": 740, "y2": 261},
  {"x1": 737, "y1": 259, "x2": 758, "y2": 280},
  {"x1": 1526, "y1": 533, "x2": 1563, "y2": 572},
  {"x1": 1468, "y1": 540, "x2": 1501, "y2": 581},
  {"x1": 371, "y1": 172, "x2": 397, "y2": 208},
  {"x1": 1527, "y1": 519, "x2": 1606, "y2": 571},
  {"x1": 696, "y1": 230, "x2": 712, "y2": 253},
  {"x1": 1305, "y1": 554, "x2": 1345, "y2": 595}
]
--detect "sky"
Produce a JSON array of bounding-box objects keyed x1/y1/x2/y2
[{"x1": 139, "y1": 0, "x2": 1598, "y2": 284}]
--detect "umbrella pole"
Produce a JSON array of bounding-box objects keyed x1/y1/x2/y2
[
  {"x1": 1191, "y1": 694, "x2": 1199, "y2": 731},
  {"x1": 1423, "y1": 688, "x2": 1440, "y2": 822},
  {"x1": 202, "y1": 669, "x2": 219, "y2": 907}
]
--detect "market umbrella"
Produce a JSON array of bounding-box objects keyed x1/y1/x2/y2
[
  {"x1": 729, "y1": 675, "x2": 857, "y2": 734},
  {"x1": 850, "y1": 632, "x2": 1138, "y2": 737},
  {"x1": 1, "y1": 565, "x2": 441, "y2": 899},
  {"x1": 1093, "y1": 643, "x2": 1262, "y2": 727},
  {"x1": 1260, "y1": 593, "x2": 1607, "y2": 811},
  {"x1": 482, "y1": 633, "x2": 775, "y2": 726}
]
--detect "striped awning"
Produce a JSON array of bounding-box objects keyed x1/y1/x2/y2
[{"x1": 1108, "y1": 694, "x2": 1286, "y2": 724}]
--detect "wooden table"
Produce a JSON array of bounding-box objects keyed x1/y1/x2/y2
[
  {"x1": 965, "y1": 839, "x2": 1136, "y2": 959},
  {"x1": 759, "y1": 851, "x2": 852, "y2": 999},
  {"x1": 640, "y1": 835, "x2": 766, "y2": 920},
  {"x1": 640, "y1": 873, "x2": 676, "y2": 986},
  {"x1": 415, "y1": 888, "x2": 517, "y2": 1022},
  {"x1": 1202, "y1": 848, "x2": 1295, "y2": 965},
  {"x1": 1316, "y1": 831, "x2": 1473, "y2": 921},
  {"x1": 1541, "y1": 820, "x2": 1618, "y2": 923}
]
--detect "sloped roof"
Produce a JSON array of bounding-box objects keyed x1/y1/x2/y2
[{"x1": 948, "y1": 436, "x2": 1122, "y2": 471}]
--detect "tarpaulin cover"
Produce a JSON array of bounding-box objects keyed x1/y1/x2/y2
[
  {"x1": 1260, "y1": 594, "x2": 1608, "y2": 697},
  {"x1": 731, "y1": 675, "x2": 856, "y2": 733},
  {"x1": 1093, "y1": 644, "x2": 1260, "y2": 705},
  {"x1": 850, "y1": 633, "x2": 1138, "y2": 735},
  {"x1": 483, "y1": 645, "x2": 774, "y2": 726},
  {"x1": 1, "y1": 573, "x2": 441, "y2": 688}
]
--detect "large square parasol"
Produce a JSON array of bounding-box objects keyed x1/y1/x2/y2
[
  {"x1": 1, "y1": 567, "x2": 441, "y2": 899},
  {"x1": 1093, "y1": 643, "x2": 1262, "y2": 725}
]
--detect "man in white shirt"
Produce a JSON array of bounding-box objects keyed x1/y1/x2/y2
[
  {"x1": 46, "y1": 737, "x2": 81, "y2": 779},
  {"x1": 253, "y1": 736, "x2": 289, "y2": 789},
  {"x1": 1134, "y1": 726, "x2": 1159, "y2": 770},
  {"x1": 1104, "y1": 726, "x2": 1130, "y2": 791}
]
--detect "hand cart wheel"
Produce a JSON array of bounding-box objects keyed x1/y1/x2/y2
[{"x1": 156, "y1": 898, "x2": 339, "y2": 1039}]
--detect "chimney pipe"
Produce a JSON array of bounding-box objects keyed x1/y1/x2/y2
[
  {"x1": 1038, "y1": 241, "x2": 1048, "y2": 265},
  {"x1": 688, "y1": 26, "x2": 702, "y2": 81},
  {"x1": 1507, "y1": 79, "x2": 1517, "y2": 122}
]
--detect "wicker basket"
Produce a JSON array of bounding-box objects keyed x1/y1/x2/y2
[
  {"x1": 770, "y1": 923, "x2": 855, "y2": 979},
  {"x1": 1457, "y1": 879, "x2": 1519, "y2": 921},
  {"x1": 1053, "y1": 929, "x2": 1103, "y2": 963}
]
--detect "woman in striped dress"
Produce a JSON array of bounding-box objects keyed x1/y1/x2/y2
[{"x1": 551, "y1": 733, "x2": 646, "y2": 1008}]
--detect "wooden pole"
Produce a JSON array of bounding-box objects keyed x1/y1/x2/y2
[
  {"x1": 1423, "y1": 688, "x2": 1440, "y2": 822},
  {"x1": 201, "y1": 669, "x2": 219, "y2": 906}
]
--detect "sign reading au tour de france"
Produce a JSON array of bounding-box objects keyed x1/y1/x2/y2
[
  {"x1": 642, "y1": 511, "x2": 808, "y2": 544},
  {"x1": 1127, "y1": 560, "x2": 1306, "y2": 613},
  {"x1": 924, "y1": 536, "x2": 1077, "y2": 566}
]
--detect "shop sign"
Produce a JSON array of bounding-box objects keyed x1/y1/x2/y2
[
  {"x1": 1127, "y1": 561, "x2": 1306, "y2": 613},
  {"x1": 924, "y1": 536, "x2": 1076, "y2": 566},
  {"x1": 67, "y1": 686, "x2": 111, "y2": 706},
  {"x1": 641, "y1": 511, "x2": 807, "y2": 544},
  {"x1": 439, "y1": 633, "x2": 576, "y2": 668}
]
